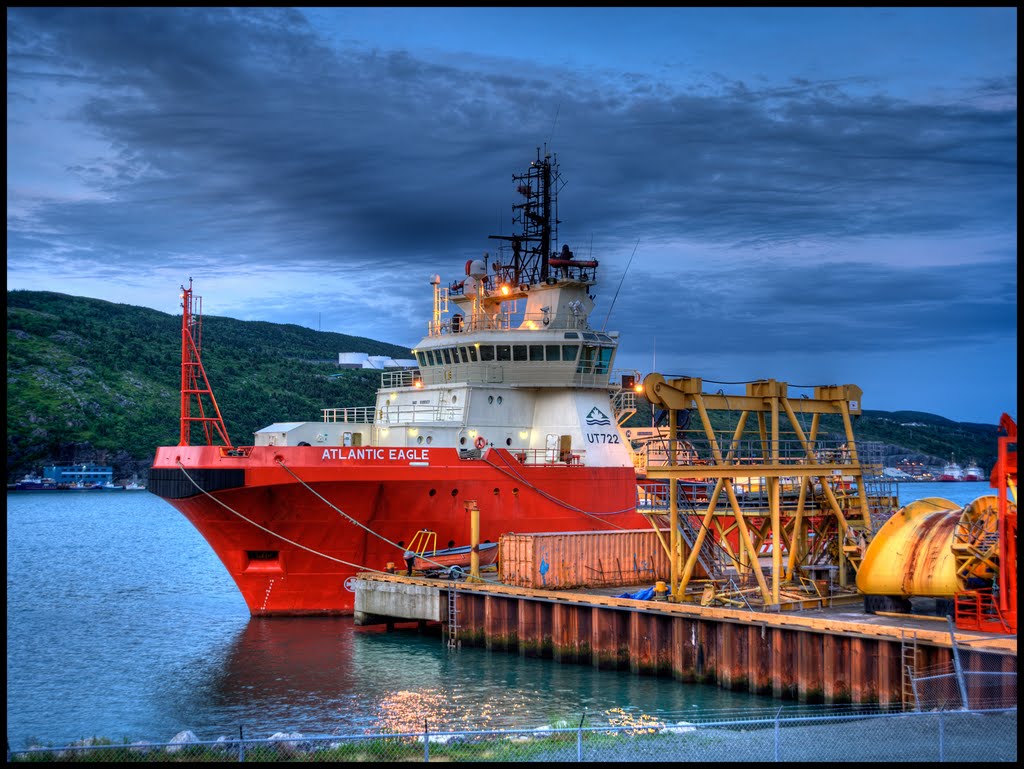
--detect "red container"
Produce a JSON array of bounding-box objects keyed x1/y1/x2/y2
[{"x1": 498, "y1": 529, "x2": 679, "y2": 589}]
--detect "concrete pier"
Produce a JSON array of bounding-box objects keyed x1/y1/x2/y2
[{"x1": 354, "y1": 573, "x2": 1017, "y2": 707}]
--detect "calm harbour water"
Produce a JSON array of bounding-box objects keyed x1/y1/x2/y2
[{"x1": 6, "y1": 481, "x2": 997, "y2": 747}]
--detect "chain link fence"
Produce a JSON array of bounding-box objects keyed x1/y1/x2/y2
[{"x1": 9, "y1": 706, "x2": 1015, "y2": 762}]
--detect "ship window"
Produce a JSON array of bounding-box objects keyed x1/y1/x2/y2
[
  {"x1": 577, "y1": 345, "x2": 596, "y2": 373},
  {"x1": 496, "y1": 396, "x2": 503, "y2": 404},
  {"x1": 562, "y1": 344, "x2": 579, "y2": 362},
  {"x1": 597, "y1": 346, "x2": 613, "y2": 374},
  {"x1": 583, "y1": 332, "x2": 598, "y2": 341},
  {"x1": 496, "y1": 345, "x2": 511, "y2": 361},
  {"x1": 546, "y1": 344, "x2": 561, "y2": 361},
  {"x1": 467, "y1": 346, "x2": 478, "y2": 362},
  {"x1": 564, "y1": 332, "x2": 579, "y2": 339},
  {"x1": 425, "y1": 350, "x2": 436, "y2": 366},
  {"x1": 529, "y1": 344, "x2": 544, "y2": 361},
  {"x1": 479, "y1": 345, "x2": 495, "y2": 361},
  {"x1": 416, "y1": 352, "x2": 426, "y2": 367},
  {"x1": 442, "y1": 348, "x2": 452, "y2": 365},
  {"x1": 513, "y1": 345, "x2": 528, "y2": 361},
  {"x1": 459, "y1": 347, "x2": 470, "y2": 363}
]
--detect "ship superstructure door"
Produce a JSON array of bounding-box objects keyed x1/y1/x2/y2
[
  {"x1": 546, "y1": 433, "x2": 559, "y2": 463},
  {"x1": 545, "y1": 433, "x2": 573, "y2": 463}
]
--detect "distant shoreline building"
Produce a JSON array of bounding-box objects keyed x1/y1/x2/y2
[
  {"x1": 337, "y1": 352, "x2": 417, "y2": 370},
  {"x1": 43, "y1": 464, "x2": 114, "y2": 485}
]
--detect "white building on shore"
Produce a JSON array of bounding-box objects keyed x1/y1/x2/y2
[{"x1": 338, "y1": 352, "x2": 417, "y2": 369}]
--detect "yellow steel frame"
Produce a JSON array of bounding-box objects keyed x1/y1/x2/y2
[{"x1": 641, "y1": 374, "x2": 878, "y2": 607}]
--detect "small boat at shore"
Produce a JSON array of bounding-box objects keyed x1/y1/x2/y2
[
  {"x1": 410, "y1": 542, "x2": 499, "y2": 573},
  {"x1": 13, "y1": 474, "x2": 58, "y2": 491}
]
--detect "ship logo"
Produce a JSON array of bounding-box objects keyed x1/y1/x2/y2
[{"x1": 585, "y1": 407, "x2": 611, "y2": 426}]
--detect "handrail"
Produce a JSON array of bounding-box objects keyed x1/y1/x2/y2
[
  {"x1": 429, "y1": 311, "x2": 592, "y2": 336},
  {"x1": 502, "y1": 448, "x2": 587, "y2": 466}
]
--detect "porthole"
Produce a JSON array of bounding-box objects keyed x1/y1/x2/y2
[
  {"x1": 493, "y1": 487, "x2": 500, "y2": 495},
  {"x1": 496, "y1": 396, "x2": 503, "y2": 404},
  {"x1": 417, "y1": 436, "x2": 424, "y2": 445},
  {"x1": 398, "y1": 540, "x2": 405, "y2": 548},
  {"x1": 448, "y1": 540, "x2": 456, "y2": 548},
  {"x1": 426, "y1": 436, "x2": 433, "y2": 444},
  {"x1": 451, "y1": 488, "x2": 459, "y2": 497},
  {"x1": 460, "y1": 436, "x2": 466, "y2": 445},
  {"x1": 513, "y1": 488, "x2": 519, "y2": 495},
  {"x1": 505, "y1": 438, "x2": 512, "y2": 446},
  {"x1": 429, "y1": 489, "x2": 436, "y2": 497},
  {"x1": 452, "y1": 395, "x2": 457, "y2": 403},
  {"x1": 488, "y1": 395, "x2": 494, "y2": 404}
]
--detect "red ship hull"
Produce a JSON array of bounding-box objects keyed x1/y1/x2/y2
[{"x1": 150, "y1": 445, "x2": 645, "y2": 615}]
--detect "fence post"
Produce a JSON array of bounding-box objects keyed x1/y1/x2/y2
[
  {"x1": 774, "y1": 708, "x2": 782, "y2": 762},
  {"x1": 424, "y1": 719, "x2": 429, "y2": 763},
  {"x1": 945, "y1": 616, "x2": 970, "y2": 709},
  {"x1": 577, "y1": 709, "x2": 587, "y2": 762},
  {"x1": 238, "y1": 725, "x2": 244, "y2": 762},
  {"x1": 938, "y1": 710, "x2": 945, "y2": 762}
]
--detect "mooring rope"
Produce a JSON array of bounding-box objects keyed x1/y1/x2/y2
[
  {"x1": 175, "y1": 460, "x2": 385, "y2": 573},
  {"x1": 483, "y1": 449, "x2": 634, "y2": 529},
  {"x1": 274, "y1": 458, "x2": 500, "y2": 580}
]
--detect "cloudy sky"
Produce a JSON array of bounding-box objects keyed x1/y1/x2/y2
[{"x1": 7, "y1": 7, "x2": 1017, "y2": 423}]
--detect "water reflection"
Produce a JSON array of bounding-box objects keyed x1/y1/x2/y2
[{"x1": 183, "y1": 617, "x2": 787, "y2": 739}]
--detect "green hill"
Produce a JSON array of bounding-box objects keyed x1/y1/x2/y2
[
  {"x1": 6, "y1": 290, "x2": 1003, "y2": 483},
  {"x1": 6, "y1": 290, "x2": 410, "y2": 482}
]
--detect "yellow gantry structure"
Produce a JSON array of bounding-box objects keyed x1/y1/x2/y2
[{"x1": 638, "y1": 374, "x2": 896, "y2": 607}]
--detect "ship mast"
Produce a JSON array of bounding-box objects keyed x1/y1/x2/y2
[
  {"x1": 489, "y1": 146, "x2": 561, "y2": 288},
  {"x1": 179, "y1": 279, "x2": 232, "y2": 447}
]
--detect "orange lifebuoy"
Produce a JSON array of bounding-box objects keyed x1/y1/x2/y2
[{"x1": 475, "y1": 436, "x2": 487, "y2": 450}]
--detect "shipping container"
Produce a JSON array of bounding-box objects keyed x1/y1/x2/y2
[{"x1": 499, "y1": 529, "x2": 689, "y2": 589}]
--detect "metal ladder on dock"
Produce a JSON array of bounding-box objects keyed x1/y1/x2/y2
[
  {"x1": 900, "y1": 631, "x2": 919, "y2": 711},
  {"x1": 446, "y1": 582, "x2": 460, "y2": 649}
]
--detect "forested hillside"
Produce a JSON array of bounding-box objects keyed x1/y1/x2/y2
[
  {"x1": 7, "y1": 291, "x2": 409, "y2": 481},
  {"x1": 6, "y1": 290, "x2": 1003, "y2": 483}
]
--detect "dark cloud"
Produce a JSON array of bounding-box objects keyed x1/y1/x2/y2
[{"x1": 6, "y1": 7, "x2": 1017, "y2": 420}]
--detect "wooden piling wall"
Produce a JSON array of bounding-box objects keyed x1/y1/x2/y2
[{"x1": 447, "y1": 587, "x2": 1017, "y2": 706}]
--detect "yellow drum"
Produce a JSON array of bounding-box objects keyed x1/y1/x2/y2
[{"x1": 857, "y1": 496, "x2": 1001, "y2": 600}]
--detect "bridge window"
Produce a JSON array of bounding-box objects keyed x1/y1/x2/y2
[
  {"x1": 459, "y1": 347, "x2": 470, "y2": 363},
  {"x1": 529, "y1": 344, "x2": 544, "y2": 361},
  {"x1": 562, "y1": 344, "x2": 579, "y2": 362},
  {"x1": 496, "y1": 345, "x2": 511, "y2": 361},
  {"x1": 546, "y1": 344, "x2": 561, "y2": 360},
  {"x1": 479, "y1": 345, "x2": 495, "y2": 361},
  {"x1": 466, "y1": 346, "x2": 478, "y2": 362},
  {"x1": 513, "y1": 345, "x2": 528, "y2": 361},
  {"x1": 416, "y1": 352, "x2": 426, "y2": 367},
  {"x1": 426, "y1": 350, "x2": 436, "y2": 366}
]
